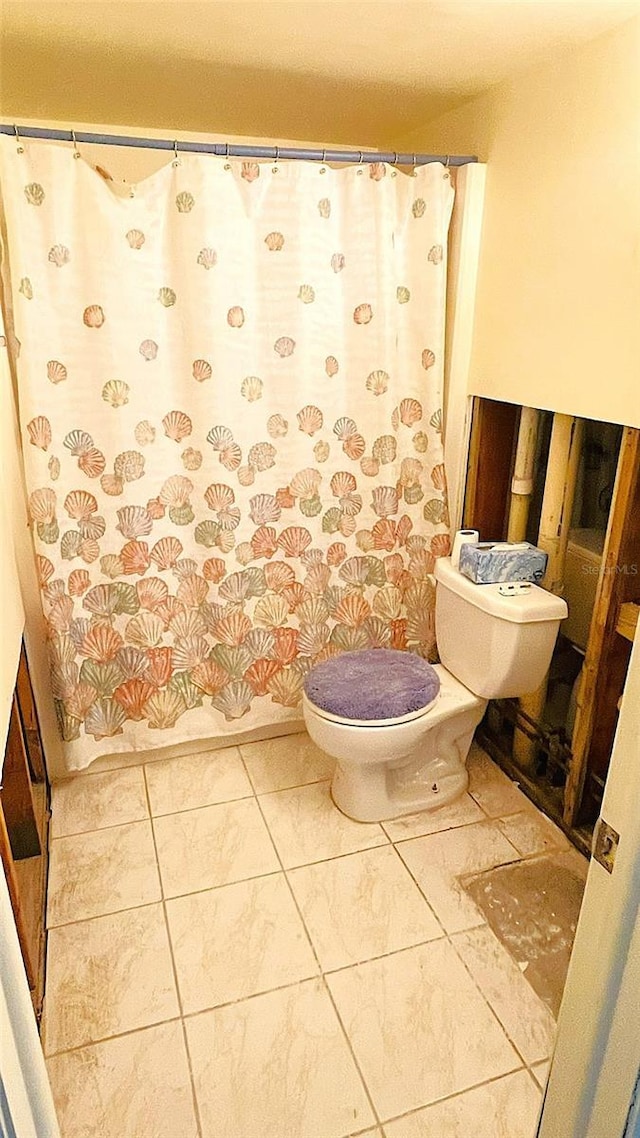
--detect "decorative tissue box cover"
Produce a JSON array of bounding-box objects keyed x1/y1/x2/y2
[{"x1": 458, "y1": 542, "x2": 548, "y2": 584}]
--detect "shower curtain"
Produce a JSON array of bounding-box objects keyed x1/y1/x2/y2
[{"x1": 0, "y1": 137, "x2": 453, "y2": 772}]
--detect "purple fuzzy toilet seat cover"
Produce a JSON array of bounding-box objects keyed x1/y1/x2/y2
[{"x1": 303, "y1": 648, "x2": 441, "y2": 721}]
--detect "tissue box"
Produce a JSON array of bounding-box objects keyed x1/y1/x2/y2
[{"x1": 458, "y1": 542, "x2": 548, "y2": 585}]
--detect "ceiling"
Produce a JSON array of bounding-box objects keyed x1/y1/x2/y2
[{"x1": 1, "y1": 1, "x2": 638, "y2": 145}]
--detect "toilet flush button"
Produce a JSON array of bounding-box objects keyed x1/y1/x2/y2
[{"x1": 498, "y1": 582, "x2": 533, "y2": 597}]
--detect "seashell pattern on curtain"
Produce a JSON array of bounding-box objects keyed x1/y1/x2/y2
[{"x1": 0, "y1": 138, "x2": 453, "y2": 771}]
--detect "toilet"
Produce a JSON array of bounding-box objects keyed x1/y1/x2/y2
[{"x1": 302, "y1": 556, "x2": 568, "y2": 822}]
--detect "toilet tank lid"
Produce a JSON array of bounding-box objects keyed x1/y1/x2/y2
[
  {"x1": 303, "y1": 648, "x2": 440, "y2": 721},
  {"x1": 435, "y1": 558, "x2": 568, "y2": 623}
]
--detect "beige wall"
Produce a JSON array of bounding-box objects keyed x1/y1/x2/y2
[{"x1": 401, "y1": 16, "x2": 640, "y2": 427}]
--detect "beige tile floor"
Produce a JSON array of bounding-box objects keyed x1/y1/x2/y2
[{"x1": 43, "y1": 736, "x2": 576, "y2": 1138}]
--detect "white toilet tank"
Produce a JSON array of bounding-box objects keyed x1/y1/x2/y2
[{"x1": 434, "y1": 557, "x2": 568, "y2": 699}]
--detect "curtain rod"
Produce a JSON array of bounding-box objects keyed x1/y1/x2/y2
[{"x1": 0, "y1": 124, "x2": 477, "y2": 167}]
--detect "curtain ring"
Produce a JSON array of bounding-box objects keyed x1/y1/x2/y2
[
  {"x1": 272, "y1": 146, "x2": 279, "y2": 173},
  {"x1": 224, "y1": 142, "x2": 231, "y2": 170},
  {"x1": 172, "y1": 139, "x2": 180, "y2": 167},
  {"x1": 412, "y1": 152, "x2": 418, "y2": 177},
  {"x1": 14, "y1": 124, "x2": 24, "y2": 154},
  {"x1": 71, "y1": 129, "x2": 81, "y2": 159},
  {"x1": 320, "y1": 149, "x2": 327, "y2": 174}
]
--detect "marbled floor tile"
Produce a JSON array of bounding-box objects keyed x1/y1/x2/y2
[
  {"x1": 241, "y1": 731, "x2": 334, "y2": 793},
  {"x1": 288, "y1": 845, "x2": 442, "y2": 971},
  {"x1": 166, "y1": 873, "x2": 318, "y2": 1013},
  {"x1": 555, "y1": 846, "x2": 590, "y2": 882},
  {"x1": 451, "y1": 925, "x2": 556, "y2": 1064},
  {"x1": 153, "y1": 797, "x2": 280, "y2": 898},
  {"x1": 382, "y1": 793, "x2": 484, "y2": 842},
  {"x1": 497, "y1": 810, "x2": 570, "y2": 857},
  {"x1": 50, "y1": 767, "x2": 148, "y2": 838},
  {"x1": 46, "y1": 1021, "x2": 198, "y2": 1138},
  {"x1": 327, "y1": 939, "x2": 520, "y2": 1121},
  {"x1": 382, "y1": 1070, "x2": 541, "y2": 1138},
  {"x1": 531, "y1": 1058, "x2": 552, "y2": 1087},
  {"x1": 259, "y1": 781, "x2": 387, "y2": 868},
  {"x1": 145, "y1": 745, "x2": 252, "y2": 816},
  {"x1": 396, "y1": 820, "x2": 520, "y2": 933},
  {"x1": 185, "y1": 978, "x2": 375, "y2": 1138},
  {"x1": 464, "y1": 852, "x2": 586, "y2": 1017},
  {"x1": 44, "y1": 904, "x2": 179, "y2": 1054},
  {"x1": 467, "y1": 744, "x2": 533, "y2": 818},
  {"x1": 47, "y1": 820, "x2": 161, "y2": 926}
]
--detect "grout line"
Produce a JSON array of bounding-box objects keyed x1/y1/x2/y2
[
  {"x1": 376, "y1": 1064, "x2": 529, "y2": 1131},
  {"x1": 528, "y1": 1061, "x2": 552, "y2": 1090},
  {"x1": 46, "y1": 891, "x2": 163, "y2": 931},
  {"x1": 147, "y1": 790, "x2": 254, "y2": 818},
  {"x1": 43, "y1": 1015, "x2": 185, "y2": 1060},
  {"x1": 445, "y1": 930, "x2": 539, "y2": 1071},
  {"x1": 278, "y1": 837, "x2": 390, "y2": 872},
  {"x1": 248, "y1": 773, "x2": 334, "y2": 795},
  {"x1": 239, "y1": 750, "x2": 259, "y2": 796},
  {"x1": 390, "y1": 838, "x2": 489, "y2": 932},
  {"x1": 527, "y1": 1067, "x2": 546, "y2": 1092},
  {"x1": 238, "y1": 747, "x2": 383, "y2": 1131},
  {"x1": 386, "y1": 839, "x2": 448, "y2": 936},
  {"x1": 45, "y1": 897, "x2": 164, "y2": 932},
  {"x1": 338, "y1": 1126, "x2": 384, "y2": 1138},
  {"x1": 49, "y1": 815, "x2": 153, "y2": 843},
  {"x1": 157, "y1": 868, "x2": 283, "y2": 905},
  {"x1": 181, "y1": 976, "x2": 322, "y2": 1022},
  {"x1": 380, "y1": 804, "x2": 487, "y2": 843},
  {"x1": 256, "y1": 776, "x2": 336, "y2": 799},
  {"x1": 321, "y1": 932, "x2": 449, "y2": 978},
  {"x1": 141, "y1": 765, "x2": 204, "y2": 1138},
  {"x1": 49, "y1": 811, "x2": 151, "y2": 841}
]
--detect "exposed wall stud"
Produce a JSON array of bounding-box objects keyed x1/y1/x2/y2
[
  {"x1": 513, "y1": 413, "x2": 582, "y2": 770},
  {"x1": 564, "y1": 427, "x2": 640, "y2": 826}
]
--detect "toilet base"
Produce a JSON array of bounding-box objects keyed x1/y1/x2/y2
[
  {"x1": 331, "y1": 757, "x2": 469, "y2": 822},
  {"x1": 329, "y1": 715, "x2": 479, "y2": 823}
]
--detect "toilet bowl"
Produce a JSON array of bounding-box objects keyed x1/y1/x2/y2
[
  {"x1": 302, "y1": 557, "x2": 568, "y2": 822},
  {"x1": 303, "y1": 664, "x2": 486, "y2": 821}
]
